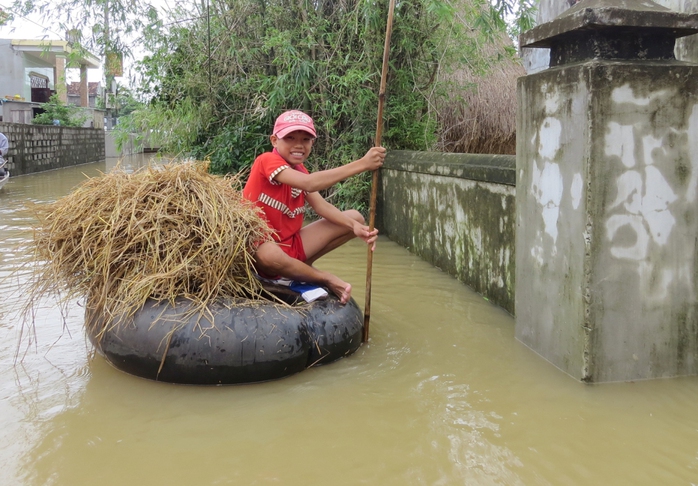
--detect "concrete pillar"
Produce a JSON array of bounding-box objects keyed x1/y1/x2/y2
[
  {"x1": 55, "y1": 56, "x2": 67, "y2": 103},
  {"x1": 79, "y1": 64, "x2": 88, "y2": 107},
  {"x1": 515, "y1": 0, "x2": 698, "y2": 382}
]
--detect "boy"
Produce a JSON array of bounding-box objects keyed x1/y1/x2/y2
[{"x1": 243, "y1": 110, "x2": 386, "y2": 304}]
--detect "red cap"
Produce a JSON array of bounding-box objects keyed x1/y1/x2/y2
[{"x1": 273, "y1": 110, "x2": 316, "y2": 139}]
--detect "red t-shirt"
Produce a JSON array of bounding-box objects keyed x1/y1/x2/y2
[{"x1": 243, "y1": 149, "x2": 309, "y2": 243}]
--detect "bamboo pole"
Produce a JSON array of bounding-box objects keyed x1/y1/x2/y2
[{"x1": 363, "y1": 0, "x2": 396, "y2": 343}]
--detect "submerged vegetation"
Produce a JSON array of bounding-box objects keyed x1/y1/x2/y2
[{"x1": 24, "y1": 162, "x2": 273, "y2": 338}]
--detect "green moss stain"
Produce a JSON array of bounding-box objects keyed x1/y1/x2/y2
[{"x1": 379, "y1": 155, "x2": 516, "y2": 315}]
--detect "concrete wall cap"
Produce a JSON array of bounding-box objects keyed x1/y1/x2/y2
[
  {"x1": 383, "y1": 150, "x2": 515, "y2": 186},
  {"x1": 520, "y1": 0, "x2": 698, "y2": 49}
]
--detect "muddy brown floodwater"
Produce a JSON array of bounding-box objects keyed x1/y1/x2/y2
[{"x1": 1, "y1": 155, "x2": 697, "y2": 485}]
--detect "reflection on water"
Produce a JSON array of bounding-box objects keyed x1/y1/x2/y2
[{"x1": 1, "y1": 156, "x2": 698, "y2": 485}]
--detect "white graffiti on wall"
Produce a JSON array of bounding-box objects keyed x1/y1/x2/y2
[
  {"x1": 610, "y1": 84, "x2": 671, "y2": 107},
  {"x1": 605, "y1": 122, "x2": 636, "y2": 168},
  {"x1": 604, "y1": 84, "x2": 697, "y2": 300},
  {"x1": 570, "y1": 173, "x2": 583, "y2": 210},
  {"x1": 687, "y1": 105, "x2": 698, "y2": 203},
  {"x1": 529, "y1": 86, "x2": 565, "y2": 263},
  {"x1": 531, "y1": 158, "x2": 563, "y2": 246},
  {"x1": 606, "y1": 165, "x2": 678, "y2": 259}
]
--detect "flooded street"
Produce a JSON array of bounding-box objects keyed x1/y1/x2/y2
[{"x1": 1, "y1": 157, "x2": 698, "y2": 485}]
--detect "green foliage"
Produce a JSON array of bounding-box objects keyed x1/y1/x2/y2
[
  {"x1": 112, "y1": 83, "x2": 144, "y2": 117},
  {"x1": 11, "y1": 0, "x2": 161, "y2": 76},
  {"x1": 330, "y1": 173, "x2": 374, "y2": 214},
  {"x1": 119, "y1": 0, "x2": 528, "y2": 210},
  {"x1": 191, "y1": 122, "x2": 268, "y2": 175},
  {"x1": 10, "y1": 0, "x2": 532, "y2": 209},
  {"x1": 33, "y1": 95, "x2": 89, "y2": 127},
  {"x1": 112, "y1": 96, "x2": 206, "y2": 155},
  {"x1": 0, "y1": 7, "x2": 12, "y2": 27},
  {"x1": 486, "y1": 0, "x2": 538, "y2": 40}
]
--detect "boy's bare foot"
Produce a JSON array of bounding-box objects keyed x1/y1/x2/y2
[{"x1": 326, "y1": 276, "x2": 352, "y2": 304}]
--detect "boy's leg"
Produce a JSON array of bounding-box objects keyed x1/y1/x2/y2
[
  {"x1": 253, "y1": 241, "x2": 352, "y2": 304},
  {"x1": 300, "y1": 209, "x2": 364, "y2": 265}
]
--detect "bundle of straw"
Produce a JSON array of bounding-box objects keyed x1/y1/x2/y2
[{"x1": 27, "y1": 161, "x2": 272, "y2": 336}]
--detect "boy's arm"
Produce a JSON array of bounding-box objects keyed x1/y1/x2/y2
[
  {"x1": 306, "y1": 192, "x2": 378, "y2": 248},
  {"x1": 274, "y1": 147, "x2": 385, "y2": 192}
]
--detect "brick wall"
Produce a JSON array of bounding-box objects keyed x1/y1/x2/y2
[{"x1": 0, "y1": 122, "x2": 105, "y2": 176}]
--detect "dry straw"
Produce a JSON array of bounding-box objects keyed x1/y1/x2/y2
[
  {"x1": 433, "y1": 7, "x2": 524, "y2": 156},
  {"x1": 436, "y1": 56, "x2": 522, "y2": 156},
  {"x1": 25, "y1": 161, "x2": 273, "y2": 339}
]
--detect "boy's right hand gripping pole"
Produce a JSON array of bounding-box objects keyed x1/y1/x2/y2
[{"x1": 364, "y1": 0, "x2": 396, "y2": 343}]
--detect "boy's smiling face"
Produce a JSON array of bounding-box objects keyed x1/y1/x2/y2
[{"x1": 270, "y1": 130, "x2": 315, "y2": 166}]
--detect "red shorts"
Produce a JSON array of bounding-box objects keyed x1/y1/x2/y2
[{"x1": 277, "y1": 232, "x2": 307, "y2": 262}]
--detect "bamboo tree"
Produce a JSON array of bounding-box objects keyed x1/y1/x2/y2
[
  {"x1": 123, "y1": 0, "x2": 535, "y2": 209},
  {"x1": 0, "y1": 7, "x2": 11, "y2": 27}
]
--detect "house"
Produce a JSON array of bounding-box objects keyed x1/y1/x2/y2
[
  {"x1": 67, "y1": 81, "x2": 101, "y2": 109},
  {"x1": 0, "y1": 38, "x2": 103, "y2": 127}
]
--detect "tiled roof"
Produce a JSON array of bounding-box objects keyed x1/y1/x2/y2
[{"x1": 66, "y1": 82, "x2": 100, "y2": 96}]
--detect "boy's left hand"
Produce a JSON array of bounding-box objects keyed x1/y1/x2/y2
[{"x1": 354, "y1": 223, "x2": 379, "y2": 251}]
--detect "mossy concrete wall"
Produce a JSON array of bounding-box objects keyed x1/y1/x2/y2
[
  {"x1": 0, "y1": 122, "x2": 105, "y2": 176},
  {"x1": 377, "y1": 151, "x2": 515, "y2": 314},
  {"x1": 516, "y1": 61, "x2": 698, "y2": 383}
]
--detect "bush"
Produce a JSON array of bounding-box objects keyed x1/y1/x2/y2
[
  {"x1": 33, "y1": 94, "x2": 89, "y2": 127},
  {"x1": 121, "y1": 0, "x2": 531, "y2": 210}
]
